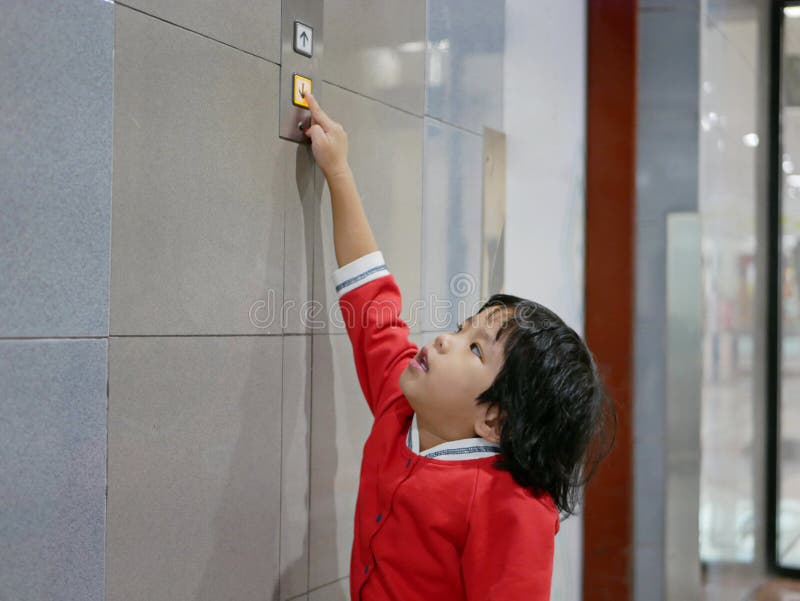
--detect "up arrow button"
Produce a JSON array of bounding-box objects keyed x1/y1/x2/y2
[{"x1": 293, "y1": 21, "x2": 313, "y2": 58}]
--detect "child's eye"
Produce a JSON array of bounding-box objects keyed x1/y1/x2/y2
[{"x1": 455, "y1": 324, "x2": 482, "y2": 359}]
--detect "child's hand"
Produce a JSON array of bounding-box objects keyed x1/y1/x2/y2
[{"x1": 303, "y1": 92, "x2": 350, "y2": 180}]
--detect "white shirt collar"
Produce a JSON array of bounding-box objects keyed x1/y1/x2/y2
[{"x1": 406, "y1": 413, "x2": 501, "y2": 460}]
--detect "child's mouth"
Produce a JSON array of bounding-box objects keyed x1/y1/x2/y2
[{"x1": 412, "y1": 348, "x2": 429, "y2": 372}]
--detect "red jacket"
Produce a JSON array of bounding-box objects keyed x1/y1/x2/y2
[{"x1": 334, "y1": 251, "x2": 560, "y2": 601}]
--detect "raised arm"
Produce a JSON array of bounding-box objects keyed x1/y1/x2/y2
[
  {"x1": 303, "y1": 91, "x2": 377, "y2": 267},
  {"x1": 304, "y1": 91, "x2": 418, "y2": 419}
]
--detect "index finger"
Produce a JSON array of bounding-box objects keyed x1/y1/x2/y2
[{"x1": 305, "y1": 92, "x2": 335, "y2": 130}]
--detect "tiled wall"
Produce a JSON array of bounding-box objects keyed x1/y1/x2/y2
[
  {"x1": 0, "y1": 2, "x2": 112, "y2": 601},
  {"x1": 1, "y1": 1, "x2": 504, "y2": 600}
]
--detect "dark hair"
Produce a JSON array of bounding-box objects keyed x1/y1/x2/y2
[{"x1": 474, "y1": 294, "x2": 617, "y2": 518}]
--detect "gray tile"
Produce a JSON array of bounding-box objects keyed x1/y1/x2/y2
[
  {"x1": 421, "y1": 118, "x2": 483, "y2": 332},
  {"x1": 633, "y1": 543, "x2": 664, "y2": 601},
  {"x1": 309, "y1": 335, "x2": 374, "y2": 588},
  {"x1": 635, "y1": 220, "x2": 667, "y2": 326},
  {"x1": 0, "y1": 0, "x2": 113, "y2": 337},
  {"x1": 634, "y1": 433, "x2": 666, "y2": 546},
  {"x1": 313, "y1": 82, "x2": 423, "y2": 334},
  {"x1": 426, "y1": 0, "x2": 504, "y2": 133},
  {"x1": 0, "y1": 339, "x2": 107, "y2": 601},
  {"x1": 640, "y1": 0, "x2": 698, "y2": 8},
  {"x1": 122, "y1": 0, "x2": 281, "y2": 64},
  {"x1": 638, "y1": 6, "x2": 700, "y2": 112},
  {"x1": 636, "y1": 108, "x2": 699, "y2": 220},
  {"x1": 107, "y1": 336, "x2": 283, "y2": 601},
  {"x1": 308, "y1": 577, "x2": 349, "y2": 601},
  {"x1": 322, "y1": 0, "x2": 426, "y2": 115},
  {"x1": 111, "y1": 6, "x2": 288, "y2": 335},
  {"x1": 633, "y1": 326, "x2": 666, "y2": 455},
  {"x1": 284, "y1": 145, "x2": 318, "y2": 335},
  {"x1": 280, "y1": 336, "x2": 311, "y2": 600}
]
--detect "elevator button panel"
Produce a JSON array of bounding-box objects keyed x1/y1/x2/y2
[
  {"x1": 279, "y1": 0, "x2": 323, "y2": 143},
  {"x1": 292, "y1": 74, "x2": 312, "y2": 108},
  {"x1": 294, "y1": 21, "x2": 313, "y2": 57}
]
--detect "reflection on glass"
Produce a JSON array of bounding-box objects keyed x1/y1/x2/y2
[
  {"x1": 698, "y1": 5, "x2": 759, "y2": 566},
  {"x1": 779, "y1": 9, "x2": 800, "y2": 570}
]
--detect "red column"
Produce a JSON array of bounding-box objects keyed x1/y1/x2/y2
[{"x1": 584, "y1": 1, "x2": 636, "y2": 600}]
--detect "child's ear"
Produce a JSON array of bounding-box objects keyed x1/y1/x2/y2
[{"x1": 474, "y1": 403, "x2": 502, "y2": 443}]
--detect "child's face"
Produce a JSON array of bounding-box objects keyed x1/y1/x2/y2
[{"x1": 399, "y1": 306, "x2": 512, "y2": 442}]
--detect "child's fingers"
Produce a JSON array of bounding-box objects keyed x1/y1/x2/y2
[
  {"x1": 304, "y1": 123, "x2": 325, "y2": 143},
  {"x1": 305, "y1": 92, "x2": 335, "y2": 131}
]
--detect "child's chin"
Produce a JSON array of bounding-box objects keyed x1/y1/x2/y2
[
  {"x1": 398, "y1": 371, "x2": 412, "y2": 395},
  {"x1": 399, "y1": 373, "x2": 423, "y2": 406}
]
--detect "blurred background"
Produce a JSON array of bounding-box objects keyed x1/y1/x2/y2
[{"x1": 1, "y1": 0, "x2": 799, "y2": 599}]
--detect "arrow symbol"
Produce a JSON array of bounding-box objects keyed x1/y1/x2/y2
[{"x1": 300, "y1": 31, "x2": 308, "y2": 46}]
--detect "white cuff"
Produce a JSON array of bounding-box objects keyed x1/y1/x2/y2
[{"x1": 332, "y1": 250, "x2": 390, "y2": 297}]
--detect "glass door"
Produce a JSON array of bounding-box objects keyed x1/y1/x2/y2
[{"x1": 774, "y1": 1, "x2": 800, "y2": 576}]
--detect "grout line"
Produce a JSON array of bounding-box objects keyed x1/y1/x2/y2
[
  {"x1": 0, "y1": 334, "x2": 316, "y2": 340},
  {"x1": 0, "y1": 336, "x2": 111, "y2": 341},
  {"x1": 321, "y1": 79, "x2": 423, "y2": 119},
  {"x1": 420, "y1": 76, "x2": 428, "y2": 328},
  {"x1": 0, "y1": 330, "x2": 409, "y2": 341},
  {"x1": 423, "y1": 0, "x2": 430, "y2": 116},
  {"x1": 321, "y1": 77, "x2": 491, "y2": 139},
  {"x1": 278, "y1": 324, "x2": 285, "y2": 600},
  {"x1": 424, "y1": 114, "x2": 483, "y2": 137},
  {"x1": 105, "y1": 3, "x2": 116, "y2": 587},
  {"x1": 114, "y1": 1, "x2": 281, "y2": 68},
  {"x1": 305, "y1": 143, "x2": 317, "y2": 601},
  {"x1": 278, "y1": 0, "x2": 287, "y2": 586},
  {"x1": 322, "y1": 79, "x2": 489, "y2": 138},
  {"x1": 104, "y1": 342, "x2": 110, "y2": 597}
]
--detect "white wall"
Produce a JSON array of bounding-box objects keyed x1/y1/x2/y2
[{"x1": 504, "y1": 2, "x2": 587, "y2": 600}]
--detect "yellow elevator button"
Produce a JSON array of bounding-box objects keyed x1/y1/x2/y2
[{"x1": 293, "y1": 74, "x2": 312, "y2": 108}]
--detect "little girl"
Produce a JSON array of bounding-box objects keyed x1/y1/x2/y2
[{"x1": 303, "y1": 91, "x2": 616, "y2": 601}]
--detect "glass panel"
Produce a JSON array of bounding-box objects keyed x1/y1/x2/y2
[
  {"x1": 699, "y1": 2, "x2": 759, "y2": 566},
  {"x1": 779, "y1": 5, "x2": 800, "y2": 571}
]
